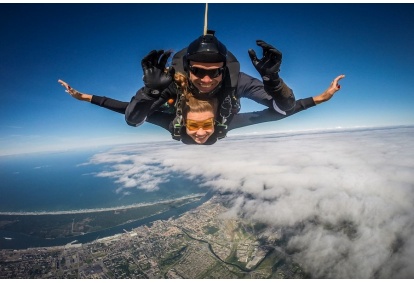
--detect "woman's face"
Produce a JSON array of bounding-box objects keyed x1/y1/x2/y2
[{"x1": 185, "y1": 111, "x2": 215, "y2": 144}]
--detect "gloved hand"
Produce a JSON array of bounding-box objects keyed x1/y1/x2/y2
[
  {"x1": 249, "y1": 40, "x2": 294, "y2": 111},
  {"x1": 248, "y1": 40, "x2": 282, "y2": 83},
  {"x1": 141, "y1": 50, "x2": 175, "y2": 96}
]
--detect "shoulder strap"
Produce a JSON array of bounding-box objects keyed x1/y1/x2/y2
[
  {"x1": 217, "y1": 51, "x2": 240, "y2": 136},
  {"x1": 225, "y1": 51, "x2": 240, "y2": 89}
]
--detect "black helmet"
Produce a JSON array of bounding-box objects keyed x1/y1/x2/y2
[
  {"x1": 185, "y1": 30, "x2": 227, "y2": 64},
  {"x1": 183, "y1": 30, "x2": 227, "y2": 98}
]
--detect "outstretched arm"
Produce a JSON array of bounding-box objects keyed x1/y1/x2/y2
[
  {"x1": 228, "y1": 98, "x2": 313, "y2": 131},
  {"x1": 58, "y1": 79, "x2": 92, "y2": 102},
  {"x1": 313, "y1": 74, "x2": 345, "y2": 104},
  {"x1": 58, "y1": 79, "x2": 128, "y2": 114},
  {"x1": 229, "y1": 75, "x2": 345, "y2": 131}
]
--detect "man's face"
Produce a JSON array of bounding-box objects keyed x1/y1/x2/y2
[
  {"x1": 188, "y1": 61, "x2": 224, "y2": 94},
  {"x1": 185, "y1": 111, "x2": 215, "y2": 144}
]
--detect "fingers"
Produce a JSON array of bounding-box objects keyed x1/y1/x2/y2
[
  {"x1": 158, "y1": 50, "x2": 172, "y2": 68},
  {"x1": 256, "y1": 40, "x2": 275, "y2": 51},
  {"x1": 142, "y1": 50, "x2": 163, "y2": 68},
  {"x1": 331, "y1": 75, "x2": 345, "y2": 91},
  {"x1": 58, "y1": 79, "x2": 68, "y2": 87},
  {"x1": 332, "y1": 74, "x2": 345, "y2": 89},
  {"x1": 58, "y1": 79, "x2": 79, "y2": 98},
  {"x1": 153, "y1": 50, "x2": 164, "y2": 66},
  {"x1": 142, "y1": 50, "x2": 170, "y2": 69},
  {"x1": 58, "y1": 79, "x2": 71, "y2": 91},
  {"x1": 256, "y1": 40, "x2": 282, "y2": 61},
  {"x1": 142, "y1": 50, "x2": 157, "y2": 63},
  {"x1": 256, "y1": 40, "x2": 272, "y2": 58},
  {"x1": 141, "y1": 50, "x2": 157, "y2": 69},
  {"x1": 334, "y1": 74, "x2": 345, "y2": 83},
  {"x1": 248, "y1": 49, "x2": 258, "y2": 66}
]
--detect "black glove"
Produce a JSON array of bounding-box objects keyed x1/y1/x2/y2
[
  {"x1": 248, "y1": 40, "x2": 282, "y2": 83},
  {"x1": 249, "y1": 40, "x2": 295, "y2": 111},
  {"x1": 141, "y1": 50, "x2": 175, "y2": 96}
]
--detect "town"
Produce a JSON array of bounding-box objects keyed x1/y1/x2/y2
[{"x1": 0, "y1": 195, "x2": 308, "y2": 279}]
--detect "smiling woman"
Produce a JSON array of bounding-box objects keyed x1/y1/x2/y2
[{"x1": 181, "y1": 95, "x2": 218, "y2": 144}]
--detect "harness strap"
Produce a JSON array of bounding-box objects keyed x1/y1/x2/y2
[
  {"x1": 170, "y1": 48, "x2": 240, "y2": 141},
  {"x1": 172, "y1": 89, "x2": 188, "y2": 140}
]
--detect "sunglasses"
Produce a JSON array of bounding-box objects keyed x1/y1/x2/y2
[
  {"x1": 186, "y1": 118, "x2": 215, "y2": 131},
  {"x1": 188, "y1": 66, "x2": 224, "y2": 78}
]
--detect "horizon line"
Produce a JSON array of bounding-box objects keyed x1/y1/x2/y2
[{"x1": 1, "y1": 124, "x2": 413, "y2": 157}]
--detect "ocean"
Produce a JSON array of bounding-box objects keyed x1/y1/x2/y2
[
  {"x1": 0, "y1": 146, "x2": 210, "y2": 249},
  {"x1": 0, "y1": 147, "x2": 206, "y2": 213}
]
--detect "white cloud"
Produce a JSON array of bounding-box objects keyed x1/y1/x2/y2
[{"x1": 87, "y1": 126, "x2": 414, "y2": 278}]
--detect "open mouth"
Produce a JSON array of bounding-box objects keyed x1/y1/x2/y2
[{"x1": 197, "y1": 83, "x2": 215, "y2": 92}]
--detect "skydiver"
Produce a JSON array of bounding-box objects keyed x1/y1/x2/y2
[{"x1": 58, "y1": 74, "x2": 344, "y2": 145}]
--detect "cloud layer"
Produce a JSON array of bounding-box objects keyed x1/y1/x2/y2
[{"x1": 86, "y1": 126, "x2": 414, "y2": 278}]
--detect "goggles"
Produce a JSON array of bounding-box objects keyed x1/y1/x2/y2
[
  {"x1": 188, "y1": 66, "x2": 224, "y2": 78},
  {"x1": 185, "y1": 117, "x2": 215, "y2": 131}
]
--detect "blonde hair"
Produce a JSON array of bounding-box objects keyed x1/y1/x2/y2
[{"x1": 174, "y1": 72, "x2": 218, "y2": 121}]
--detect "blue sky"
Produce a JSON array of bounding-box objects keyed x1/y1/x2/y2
[{"x1": 1, "y1": 3, "x2": 414, "y2": 155}]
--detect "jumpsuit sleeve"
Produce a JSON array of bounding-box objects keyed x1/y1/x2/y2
[
  {"x1": 124, "y1": 83, "x2": 176, "y2": 127},
  {"x1": 90, "y1": 95, "x2": 129, "y2": 114},
  {"x1": 227, "y1": 97, "x2": 315, "y2": 131},
  {"x1": 91, "y1": 93, "x2": 175, "y2": 132},
  {"x1": 236, "y1": 72, "x2": 295, "y2": 114}
]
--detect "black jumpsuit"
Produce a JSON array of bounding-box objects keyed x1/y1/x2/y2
[
  {"x1": 122, "y1": 71, "x2": 296, "y2": 127},
  {"x1": 90, "y1": 92, "x2": 316, "y2": 145}
]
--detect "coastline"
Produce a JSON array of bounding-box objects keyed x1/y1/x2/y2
[
  {"x1": 0, "y1": 192, "x2": 213, "y2": 250},
  {"x1": 0, "y1": 193, "x2": 206, "y2": 216}
]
